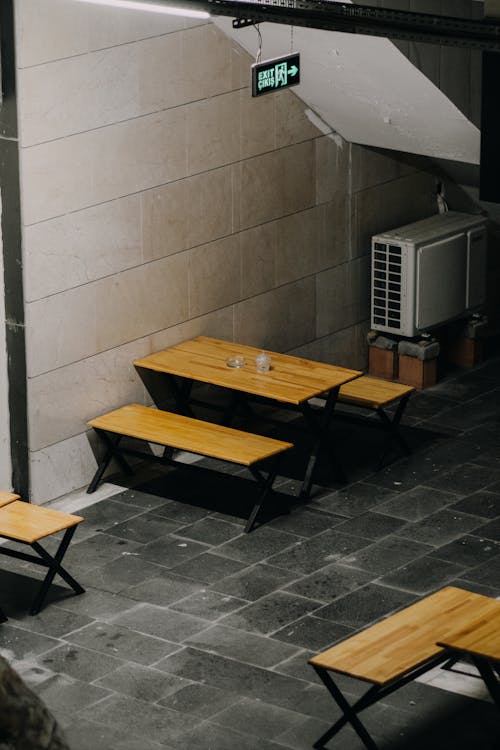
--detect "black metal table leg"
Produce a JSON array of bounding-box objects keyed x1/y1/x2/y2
[
  {"x1": 300, "y1": 388, "x2": 345, "y2": 498},
  {"x1": 30, "y1": 527, "x2": 85, "y2": 615},
  {"x1": 0, "y1": 606, "x2": 7, "y2": 623},
  {"x1": 471, "y1": 656, "x2": 500, "y2": 711}
]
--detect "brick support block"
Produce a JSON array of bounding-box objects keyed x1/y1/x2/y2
[
  {"x1": 368, "y1": 346, "x2": 398, "y2": 381},
  {"x1": 445, "y1": 337, "x2": 484, "y2": 369},
  {"x1": 398, "y1": 354, "x2": 437, "y2": 390}
]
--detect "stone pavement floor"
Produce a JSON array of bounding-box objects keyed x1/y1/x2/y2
[{"x1": 1, "y1": 359, "x2": 500, "y2": 748}]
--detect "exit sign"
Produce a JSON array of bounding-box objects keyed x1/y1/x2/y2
[{"x1": 252, "y1": 53, "x2": 300, "y2": 97}]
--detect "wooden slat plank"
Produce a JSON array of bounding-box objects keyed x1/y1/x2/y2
[
  {"x1": 437, "y1": 599, "x2": 500, "y2": 662},
  {"x1": 339, "y1": 376, "x2": 414, "y2": 409},
  {"x1": 134, "y1": 336, "x2": 362, "y2": 405},
  {"x1": 0, "y1": 492, "x2": 20, "y2": 508},
  {"x1": 309, "y1": 587, "x2": 500, "y2": 685},
  {"x1": 0, "y1": 501, "x2": 83, "y2": 544},
  {"x1": 88, "y1": 404, "x2": 293, "y2": 467}
]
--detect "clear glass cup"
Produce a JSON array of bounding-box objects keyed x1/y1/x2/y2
[{"x1": 255, "y1": 351, "x2": 271, "y2": 373}]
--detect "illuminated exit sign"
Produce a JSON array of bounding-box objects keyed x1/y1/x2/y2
[{"x1": 251, "y1": 53, "x2": 301, "y2": 97}]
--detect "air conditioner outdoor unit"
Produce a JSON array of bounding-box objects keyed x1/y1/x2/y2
[{"x1": 371, "y1": 211, "x2": 487, "y2": 339}]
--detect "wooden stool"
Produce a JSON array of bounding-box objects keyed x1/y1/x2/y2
[{"x1": 0, "y1": 501, "x2": 84, "y2": 616}]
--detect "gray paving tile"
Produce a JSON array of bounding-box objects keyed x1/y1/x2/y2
[
  {"x1": 376, "y1": 486, "x2": 456, "y2": 521},
  {"x1": 38, "y1": 643, "x2": 125, "y2": 682},
  {"x1": 175, "y1": 516, "x2": 243, "y2": 544},
  {"x1": 267, "y1": 530, "x2": 372, "y2": 575},
  {"x1": 220, "y1": 591, "x2": 322, "y2": 636},
  {"x1": 317, "y1": 583, "x2": 416, "y2": 628},
  {"x1": 273, "y1": 649, "x2": 317, "y2": 683},
  {"x1": 472, "y1": 517, "x2": 500, "y2": 541},
  {"x1": 177, "y1": 719, "x2": 285, "y2": 750},
  {"x1": 65, "y1": 717, "x2": 169, "y2": 750},
  {"x1": 314, "y1": 482, "x2": 397, "y2": 518},
  {"x1": 450, "y1": 490, "x2": 500, "y2": 519},
  {"x1": 7, "y1": 605, "x2": 92, "y2": 638},
  {"x1": 0, "y1": 623, "x2": 59, "y2": 660},
  {"x1": 137, "y1": 535, "x2": 210, "y2": 568},
  {"x1": 66, "y1": 621, "x2": 178, "y2": 665},
  {"x1": 459, "y1": 551, "x2": 500, "y2": 587},
  {"x1": 216, "y1": 526, "x2": 300, "y2": 564},
  {"x1": 111, "y1": 603, "x2": 209, "y2": 642},
  {"x1": 168, "y1": 551, "x2": 248, "y2": 583},
  {"x1": 107, "y1": 487, "x2": 171, "y2": 511},
  {"x1": 126, "y1": 574, "x2": 205, "y2": 606},
  {"x1": 154, "y1": 647, "x2": 307, "y2": 709},
  {"x1": 275, "y1": 714, "x2": 336, "y2": 750},
  {"x1": 340, "y1": 536, "x2": 432, "y2": 575},
  {"x1": 33, "y1": 672, "x2": 110, "y2": 714},
  {"x1": 87, "y1": 555, "x2": 165, "y2": 594},
  {"x1": 95, "y1": 662, "x2": 191, "y2": 702},
  {"x1": 424, "y1": 463, "x2": 500, "y2": 496},
  {"x1": 77, "y1": 499, "x2": 142, "y2": 531},
  {"x1": 428, "y1": 534, "x2": 500, "y2": 567},
  {"x1": 62, "y1": 532, "x2": 142, "y2": 572},
  {"x1": 272, "y1": 614, "x2": 353, "y2": 651},
  {"x1": 333, "y1": 512, "x2": 411, "y2": 540},
  {"x1": 284, "y1": 562, "x2": 373, "y2": 601},
  {"x1": 152, "y1": 499, "x2": 212, "y2": 525},
  {"x1": 396, "y1": 509, "x2": 484, "y2": 546},
  {"x1": 184, "y1": 623, "x2": 300, "y2": 668},
  {"x1": 211, "y1": 695, "x2": 304, "y2": 740},
  {"x1": 104, "y1": 512, "x2": 182, "y2": 544},
  {"x1": 169, "y1": 589, "x2": 246, "y2": 620},
  {"x1": 78, "y1": 692, "x2": 194, "y2": 746},
  {"x1": 211, "y1": 563, "x2": 299, "y2": 601},
  {"x1": 55, "y1": 587, "x2": 137, "y2": 620},
  {"x1": 158, "y1": 681, "x2": 240, "y2": 718},
  {"x1": 267, "y1": 507, "x2": 346, "y2": 536},
  {"x1": 377, "y1": 556, "x2": 466, "y2": 595}
]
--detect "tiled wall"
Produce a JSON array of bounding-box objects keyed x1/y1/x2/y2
[{"x1": 14, "y1": 0, "x2": 436, "y2": 502}]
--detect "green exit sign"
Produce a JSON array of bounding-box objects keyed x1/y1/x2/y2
[{"x1": 252, "y1": 53, "x2": 301, "y2": 97}]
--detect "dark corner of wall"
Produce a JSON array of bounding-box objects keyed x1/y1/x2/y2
[{"x1": 0, "y1": 0, "x2": 29, "y2": 499}]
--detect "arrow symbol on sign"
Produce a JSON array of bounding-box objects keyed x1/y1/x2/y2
[{"x1": 288, "y1": 65, "x2": 299, "y2": 77}]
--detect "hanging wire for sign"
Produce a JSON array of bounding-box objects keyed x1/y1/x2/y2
[
  {"x1": 254, "y1": 22, "x2": 262, "y2": 63},
  {"x1": 290, "y1": 23, "x2": 294, "y2": 53}
]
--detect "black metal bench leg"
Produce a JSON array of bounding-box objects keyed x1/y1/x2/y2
[
  {"x1": 376, "y1": 394, "x2": 412, "y2": 469},
  {"x1": 30, "y1": 527, "x2": 84, "y2": 615},
  {"x1": 246, "y1": 458, "x2": 283, "y2": 533},
  {"x1": 0, "y1": 606, "x2": 7, "y2": 623},
  {"x1": 87, "y1": 431, "x2": 133, "y2": 493},
  {"x1": 312, "y1": 666, "x2": 379, "y2": 750}
]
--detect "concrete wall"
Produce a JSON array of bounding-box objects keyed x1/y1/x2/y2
[
  {"x1": 14, "y1": 0, "x2": 436, "y2": 502},
  {"x1": 0, "y1": 197, "x2": 12, "y2": 489}
]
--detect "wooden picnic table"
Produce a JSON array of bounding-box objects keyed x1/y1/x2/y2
[{"x1": 134, "y1": 336, "x2": 362, "y2": 496}]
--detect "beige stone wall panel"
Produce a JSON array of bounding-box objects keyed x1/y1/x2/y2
[{"x1": 188, "y1": 235, "x2": 241, "y2": 319}]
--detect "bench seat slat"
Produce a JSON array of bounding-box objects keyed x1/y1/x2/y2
[
  {"x1": 0, "y1": 492, "x2": 20, "y2": 508},
  {"x1": 309, "y1": 587, "x2": 500, "y2": 685},
  {"x1": 88, "y1": 404, "x2": 293, "y2": 467},
  {"x1": 338, "y1": 376, "x2": 415, "y2": 410},
  {"x1": 0, "y1": 501, "x2": 83, "y2": 544}
]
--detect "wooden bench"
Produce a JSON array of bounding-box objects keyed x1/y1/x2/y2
[
  {"x1": 0, "y1": 496, "x2": 84, "y2": 617},
  {"x1": 87, "y1": 403, "x2": 293, "y2": 533},
  {"x1": 337, "y1": 376, "x2": 415, "y2": 468},
  {"x1": 309, "y1": 586, "x2": 500, "y2": 750}
]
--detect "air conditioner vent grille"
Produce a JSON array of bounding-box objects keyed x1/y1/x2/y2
[{"x1": 371, "y1": 242, "x2": 402, "y2": 329}]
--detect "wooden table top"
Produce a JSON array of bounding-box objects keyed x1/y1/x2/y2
[
  {"x1": 134, "y1": 337, "x2": 362, "y2": 405},
  {"x1": 437, "y1": 596, "x2": 500, "y2": 662},
  {"x1": 309, "y1": 587, "x2": 500, "y2": 685}
]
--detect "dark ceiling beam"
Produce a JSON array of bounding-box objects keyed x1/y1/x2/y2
[{"x1": 167, "y1": 0, "x2": 500, "y2": 50}]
